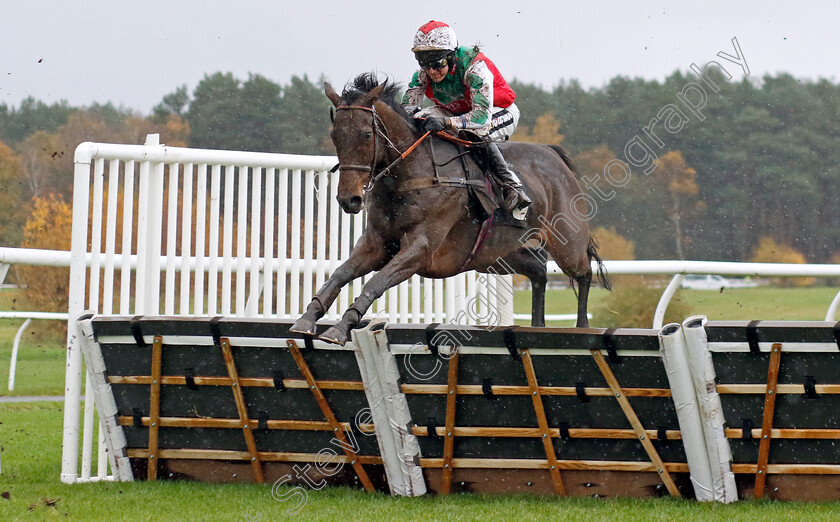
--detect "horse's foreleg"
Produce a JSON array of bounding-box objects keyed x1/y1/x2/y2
[
  {"x1": 319, "y1": 238, "x2": 429, "y2": 345},
  {"x1": 575, "y1": 272, "x2": 592, "y2": 328},
  {"x1": 290, "y1": 234, "x2": 386, "y2": 335}
]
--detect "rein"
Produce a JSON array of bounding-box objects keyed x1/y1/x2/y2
[
  {"x1": 335, "y1": 104, "x2": 432, "y2": 191},
  {"x1": 334, "y1": 104, "x2": 494, "y2": 272},
  {"x1": 333, "y1": 104, "x2": 476, "y2": 192}
]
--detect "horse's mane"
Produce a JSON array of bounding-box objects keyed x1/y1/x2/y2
[{"x1": 341, "y1": 73, "x2": 414, "y2": 126}]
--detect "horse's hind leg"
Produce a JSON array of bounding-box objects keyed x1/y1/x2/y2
[
  {"x1": 543, "y1": 236, "x2": 592, "y2": 328},
  {"x1": 574, "y1": 272, "x2": 592, "y2": 328},
  {"x1": 499, "y1": 248, "x2": 547, "y2": 327}
]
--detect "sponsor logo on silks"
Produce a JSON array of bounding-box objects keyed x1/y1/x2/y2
[
  {"x1": 493, "y1": 112, "x2": 513, "y2": 125},
  {"x1": 491, "y1": 110, "x2": 514, "y2": 132}
]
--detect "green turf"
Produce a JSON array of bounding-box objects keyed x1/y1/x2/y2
[
  {"x1": 514, "y1": 285, "x2": 840, "y2": 326},
  {"x1": 0, "y1": 287, "x2": 67, "y2": 397},
  {"x1": 4, "y1": 403, "x2": 840, "y2": 520},
  {"x1": 672, "y1": 286, "x2": 840, "y2": 321}
]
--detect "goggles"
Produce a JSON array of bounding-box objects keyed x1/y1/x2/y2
[{"x1": 419, "y1": 56, "x2": 450, "y2": 70}]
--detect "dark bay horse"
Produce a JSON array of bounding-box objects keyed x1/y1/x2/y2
[{"x1": 290, "y1": 74, "x2": 609, "y2": 345}]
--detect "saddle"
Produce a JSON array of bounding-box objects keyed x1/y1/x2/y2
[
  {"x1": 461, "y1": 143, "x2": 529, "y2": 229},
  {"x1": 398, "y1": 132, "x2": 527, "y2": 228}
]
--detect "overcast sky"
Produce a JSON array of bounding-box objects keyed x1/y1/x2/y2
[{"x1": 3, "y1": 1, "x2": 837, "y2": 114}]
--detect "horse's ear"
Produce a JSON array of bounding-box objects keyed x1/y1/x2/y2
[
  {"x1": 324, "y1": 83, "x2": 342, "y2": 107},
  {"x1": 359, "y1": 82, "x2": 387, "y2": 106}
]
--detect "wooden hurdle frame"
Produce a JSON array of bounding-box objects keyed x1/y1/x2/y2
[
  {"x1": 78, "y1": 315, "x2": 391, "y2": 489},
  {"x1": 77, "y1": 313, "x2": 840, "y2": 502},
  {"x1": 686, "y1": 318, "x2": 840, "y2": 501},
  {"x1": 392, "y1": 324, "x2": 687, "y2": 498}
]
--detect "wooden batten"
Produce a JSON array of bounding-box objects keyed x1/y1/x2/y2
[
  {"x1": 147, "y1": 336, "x2": 163, "y2": 481},
  {"x1": 753, "y1": 343, "x2": 782, "y2": 499},
  {"x1": 413, "y1": 426, "x2": 682, "y2": 440},
  {"x1": 731, "y1": 463, "x2": 840, "y2": 475},
  {"x1": 725, "y1": 428, "x2": 840, "y2": 440},
  {"x1": 716, "y1": 384, "x2": 840, "y2": 395},
  {"x1": 286, "y1": 339, "x2": 375, "y2": 492},
  {"x1": 126, "y1": 448, "x2": 383, "y2": 465},
  {"x1": 108, "y1": 375, "x2": 364, "y2": 391},
  {"x1": 219, "y1": 337, "x2": 265, "y2": 483},
  {"x1": 419, "y1": 457, "x2": 690, "y2": 473},
  {"x1": 119, "y1": 415, "x2": 375, "y2": 433},
  {"x1": 440, "y1": 352, "x2": 459, "y2": 495},
  {"x1": 400, "y1": 383, "x2": 671, "y2": 397},
  {"x1": 522, "y1": 350, "x2": 566, "y2": 495},
  {"x1": 589, "y1": 349, "x2": 681, "y2": 497}
]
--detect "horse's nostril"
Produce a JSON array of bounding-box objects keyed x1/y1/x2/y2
[{"x1": 349, "y1": 196, "x2": 362, "y2": 210}]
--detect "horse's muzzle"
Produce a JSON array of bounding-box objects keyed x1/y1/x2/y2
[{"x1": 338, "y1": 194, "x2": 364, "y2": 214}]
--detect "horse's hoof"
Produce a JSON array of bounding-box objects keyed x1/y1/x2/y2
[
  {"x1": 319, "y1": 326, "x2": 348, "y2": 346},
  {"x1": 289, "y1": 317, "x2": 317, "y2": 336}
]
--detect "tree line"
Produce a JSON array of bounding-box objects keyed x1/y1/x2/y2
[{"x1": 1, "y1": 70, "x2": 838, "y2": 266}]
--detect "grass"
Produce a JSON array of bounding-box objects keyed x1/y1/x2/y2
[
  {"x1": 0, "y1": 287, "x2": 67, "y2": 397},
  {"x1": 514, "y1": 283, "x2": 840, "y2": 326},
  {"x1": 3, "y1": 285, "x2": 840, "y2": 519},
  {"x1": 3, "y1": 403, "x2": 840, "y2": 520}
]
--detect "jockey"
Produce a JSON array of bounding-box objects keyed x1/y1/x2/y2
[{"x1": 402, "y1": 20, "x2": 532, "y2": 217}]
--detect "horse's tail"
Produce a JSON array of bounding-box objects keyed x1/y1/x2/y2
[
  {"x1": 587, "y1": 236, "x2": 612, "y2": 291},
  {"x1": 546, "y1": 144, "x2": 578, "y2": 175}
]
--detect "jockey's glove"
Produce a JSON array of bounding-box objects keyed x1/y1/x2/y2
[{"x1": 423, "y1": 117, "x2": 449, "y2": 132}]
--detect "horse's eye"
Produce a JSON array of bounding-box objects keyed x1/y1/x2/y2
[{"x1": 364, "y1": 131, "x2": 373, "y2": 140}]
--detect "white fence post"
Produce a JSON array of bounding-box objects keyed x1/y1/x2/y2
[{"x1": 62, "y1": 143, "x2": 94, "y2": 483}]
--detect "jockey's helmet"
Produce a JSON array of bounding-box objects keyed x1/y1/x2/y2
[{"x1": 412, "y1": 21, "x2": 458, "y2": 67}]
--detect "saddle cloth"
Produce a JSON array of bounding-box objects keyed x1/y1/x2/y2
[{"x1": 465, "y1": 146, "x2": 528, "y2": 229}]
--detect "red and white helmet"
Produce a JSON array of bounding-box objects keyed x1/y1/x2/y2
[{"x1": 411, "y1": 21, "x2": 458, "y2": 53}]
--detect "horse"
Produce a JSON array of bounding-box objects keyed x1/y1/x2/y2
[{"x1": 290, "y1": 73, "x2": 609, "y2": 345}]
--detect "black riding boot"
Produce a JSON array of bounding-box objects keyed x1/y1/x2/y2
[{"x1": 485, "y1": 142, "x2": 531, "y2": 217}]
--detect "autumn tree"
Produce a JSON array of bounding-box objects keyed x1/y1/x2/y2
[
  {"x1": 122, "y1": 115, "x2": 190, "y2": 148},
  {"x1": 0, "y1": 139, "x2": 27, "y2": 246},
  {"x1": 750, "y1": 236, "x2": 814, "y2": 287},
  {"x1": 591, "y1": 226, "x2": 635, "y2": 260},
  {"x1": 511, "y1": 113, "x2": 564, "y2": 145},
  {"x1": 575, "y1": 146, "x2": 616, "y2": 177},
  {"x1": 17, "y1": 130, "x2": 65, "y2": 200},
  {"x1": 17, "y1": 195, "x2": 73, "y2": 311},
  {"x1": 15, "y1": 106, "x2": 191, "y2": 202},
  {"x1": 651, "y1": 151, "x2": 703, "y2": 260}
]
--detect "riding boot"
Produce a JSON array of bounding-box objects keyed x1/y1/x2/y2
[{"x1": 485, "y1": 142, "x2": 532, "y2": 217}]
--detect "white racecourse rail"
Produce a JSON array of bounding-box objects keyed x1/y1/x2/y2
[{"x1": 62, "y1": 137, "x2": 840, "y2": 483}]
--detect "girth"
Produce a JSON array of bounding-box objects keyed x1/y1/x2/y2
[{"x1": 399, "y1": 177, "x2": 486, "y2": 191}]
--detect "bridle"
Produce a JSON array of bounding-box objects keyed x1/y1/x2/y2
[
  {"x1": 334, "y1": 104, "x2": 431, "y2": 192},
  {"x1": 334, "y1": 103, "x2": 495, "y2": 271}
]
